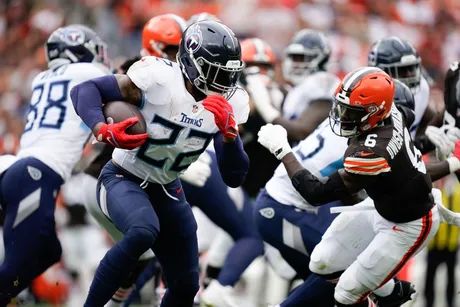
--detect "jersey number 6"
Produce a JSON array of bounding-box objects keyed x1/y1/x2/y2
[{"x1": 137, "y1": 115, "x2": 214, "y2": 172}]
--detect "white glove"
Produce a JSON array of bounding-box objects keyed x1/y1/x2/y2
[
  {"x1": 257, "y1": 124, "x2": 292, "y2": 160},
  {"x1": 425, "y1": 125, "x2": 455, "y2": 160},
  {"x1": 443, "y1": 125, "x2": 460, "y2": 142},
  {"x1": 245, "y1": 74, "x2": 280, "y2": 123},
  {"x1": 180, "y1": 151, "x2": 212, "y2": 187}
]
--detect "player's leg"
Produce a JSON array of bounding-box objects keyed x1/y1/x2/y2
[
  {"x1": 423, "y1": 249, "x2": 441, "y2": 307},
  {"x1": 84, "y1": 161, "x2": 160, "y2": 306},
  {"x1": 0, "y1": 157, "x2": 63, "y2": 304},
  {"x1": 67, "y1": 170, "x2": 156, "y2": 307},
  {"x1": 446, "y1": 249, "x2": 457, "y2": 307},
  {"x1": 204, "y1": 229, "x2": 233, "y2": 286},
  {"x1": 334, "y1": 206, "x2": 441, "y2": 306},
  {"x1": 254, "y1": 190, "x2": 339, "y2": 306},
  {"x1": 183, "y1": 152, "x2": 264, "y2": 287},
  {"x1": 149, "y1": 178, "x2": 200, "y2": 306},
  {"x1": 309, "y1": 199, "x2": 378, "y2": 281}
]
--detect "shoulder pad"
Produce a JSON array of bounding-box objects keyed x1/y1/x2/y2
[
  {"x1": 65, "y1": 62, "x2": 110, "y2": 79},
  {"x1": 229, "y1": 87, "x2": 250, "y2": 125},
  {"x1": 127, "y1": 56, "x2": 178, "y2": 91},
  {"x1": 301, "y1": 72, "x2": 340, "y2": 102},
  {"x1": 397, "y1": 106, "x2": 415, "y2": 130}
]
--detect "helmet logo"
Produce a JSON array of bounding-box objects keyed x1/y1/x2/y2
[
  {"x1": 185, "y1": 24, "x2": 202, "y2": 53},
  {"x1": 60, "y1": 28, "x2": 85, "y2": 46}
]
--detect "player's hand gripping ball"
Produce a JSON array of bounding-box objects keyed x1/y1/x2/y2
[
  {"x1": 96, "y1": 101, "x2": 148, "y2": 150},
  {"x1": 258, "y1": 124, "x2": 292, "y2": 160},
  {"x1": 203, "y1": 95, "x2": 238, "y2": 140}
]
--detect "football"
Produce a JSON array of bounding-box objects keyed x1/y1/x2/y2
[{"x1": 102, "y1": 101, "x2": 147, "y2": 135}]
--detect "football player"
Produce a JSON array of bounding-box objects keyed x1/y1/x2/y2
[
  {"x1": 118, "y1": 14, "x2": 187, "y2": 73},
  {"x1": 258, "y1": 67, "x2": 460, "y2": 307},
  {"x1": 368, "y1": 36, "x2": 439, "y2": 138},
  {"x1": 247, "y1": 29, "x2": 340, "y2": 142},
  {"x1": 0, "y1": 25, "x2": 110, "y2": 304},
  {"x1": 239, "y1": 38, "x2": 286, "y2": 198},
  {"x1": 254, "y1": 79, "x2": 416, "y2": 307},
  {"x1": 422, "y1": 61, "x2": 460, "y2": 162},
  {"x1": 71, "y1": 20, "x2": 250, "y2": 307},
  {"x1": 369, "y1": 38, "x2": 460, "y2": 167}
]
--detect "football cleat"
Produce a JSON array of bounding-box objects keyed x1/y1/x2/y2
[{"x1": 372, "y1": 279, "x2": 416, "y2": 307}]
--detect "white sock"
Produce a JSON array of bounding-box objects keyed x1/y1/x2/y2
[{"x1": 372, "y1": 278, "x2": 395, "y2": 297}]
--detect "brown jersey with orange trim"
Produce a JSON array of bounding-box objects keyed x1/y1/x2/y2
[{"x1": 344, "y1": 106, "x2": 433, "y2": 223}]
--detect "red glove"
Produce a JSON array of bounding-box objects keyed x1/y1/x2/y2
[
  {"x1": 96, "y1": 117, "x2": 148, "y2": 150},
  {"x1": 202, "y1": 95, "x2": 237, "y2": 140},
  {"x1": 454, "y1": 141, "x2": 460, "y2": 159}
]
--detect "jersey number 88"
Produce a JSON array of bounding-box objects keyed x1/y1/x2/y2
[{"x1": 24, "y1": 80, "x2": 70, "y2": 133}]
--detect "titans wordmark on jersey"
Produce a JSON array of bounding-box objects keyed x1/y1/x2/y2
[
  {"x1": 18, "y1": 62, "x2": 110, "y2": 181},
  {"x1": 266, "y1": 119, "x2": 347, "y2": 210},
  {"x1": 113, "y1": 56, "x2": 250, "y2": 184},
  {"x1": 282, "y1": 71, "x2": 340, "y2": 120}
]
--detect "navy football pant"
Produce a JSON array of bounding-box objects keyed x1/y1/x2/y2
[
  {"x1": 182, "y1": 151, "x2": 264, "y2": 286},
  {"x1": 0, "y1": 157, "x2": 63, "y2": 305},
  {"x1": 86, "y1": 161, "x2": 199, "y2": 307},
  {"x1": 254, "y1": 190, "x2": 337, "y2": 307}
]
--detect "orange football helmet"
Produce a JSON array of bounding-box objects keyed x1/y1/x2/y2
[
  {"x1": 141, "y1": 14, "x2": 186, "y2": 60},
  {"x1": 330, "y1": 67, "x2": 395, "y2": 137},
  {"x1": 241, "y1": 38, "x2": 276, "y2": 77}
]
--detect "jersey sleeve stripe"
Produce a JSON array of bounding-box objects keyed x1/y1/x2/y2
[
  {"x1": 345, "y1": 157, "x2": 387, "y2": 163},
  {"x1": 344, "y1": 158, "x2": 388, "y2": 168},
  {"x1": 345, "y1": 164, "x2": 391, "y2": 175}
]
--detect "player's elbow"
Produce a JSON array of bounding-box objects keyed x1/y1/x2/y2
[
  {"x1": 70, "y1": 80, "x2": 99, "y2": 115},
  {"x1": 291, "y1": 170, "x2": 329, "y2": 206},
  {"x1": 219, "y1": 154, "x2": 249, "y2": 188},
  {"x1": 221, "y1": 169, "x2": 248, "y2": 188}
]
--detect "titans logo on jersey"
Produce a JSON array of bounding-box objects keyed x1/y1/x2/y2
[{"x1": 112, "y1": 56, "x2": 249, "y2": 184}]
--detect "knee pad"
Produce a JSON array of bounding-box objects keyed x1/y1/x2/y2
[
  {"x1": 334, "y1": 274, "x2": 370, "y2": 305},
  {"x1": 309, "y1": 250, "x2": 343, "y2": 281},
  {"x1": 123, "y1": 226, "x2": 158, "y2": 257}
]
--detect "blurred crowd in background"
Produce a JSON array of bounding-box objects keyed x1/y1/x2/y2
[
  {"x1": 1, "y1": 0, "x2": 460, "y2": 305},
  {"x1": 1, "y1": 0, "x2": 460, "y2": 155}
]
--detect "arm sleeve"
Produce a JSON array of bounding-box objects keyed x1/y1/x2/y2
[
  {"x1": 70, "y1": 75, "x2": 124, "y2": 130},
  {"x1": 291, "y1": 169, "x2": 352, "y2": 205},
  {"x1": 213, "y1": 133, "x2": 249, "y2": 188}
]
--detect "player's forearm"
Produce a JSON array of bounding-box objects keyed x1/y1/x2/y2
[
  {"x1": 427, "y1": 158, "x2": 460, "y2": 182},
  {"x1": 214, "y1": 133, "x2": 249, "y2": 188},
  {"x1": 426, "y1": 161, "x2": 450, "y2": 182},
  {"x1": 70, "y1": 75, "x2": 123, "y2": 132},
  {"x1": 281, "y1": 152, "x2": 306, "y2": 178}
]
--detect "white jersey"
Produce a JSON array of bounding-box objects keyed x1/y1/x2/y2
[
  {"x1": 282, "y1": 71, "x2": 340, "y2": 119},
  {"x1": 18, "y1": 62, "x2": 110, "y2": 181},
  {"x1": 113, "y1": 56, "x2": 250, "y2": 184},
  {"x1": 410, "y1": 76, "x2": 430, "y2": 137},
  {"x1": 265, "y1": 119, "x2": 347, "y2": 210}
]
